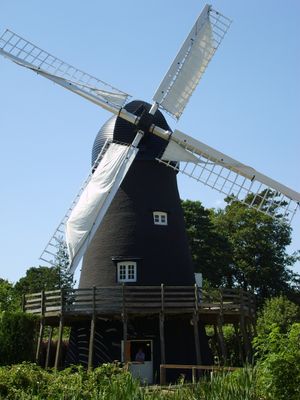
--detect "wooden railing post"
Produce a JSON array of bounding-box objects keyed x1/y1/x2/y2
[
  {"x1": 161, "y1": 283, "x2": 164, "y2": 312},
  {"x1": 60, "y1": 288, "x2": 65, "y2": 313},
  {"x1": 194, "y1": 283, "x2": 199, "y2": 312},
  {"x1": 21, "y1": 294, "x2": 25, "y2": 312},
  {"x1": 88, "y1": 286, "x2": 96, "y2": 370}
]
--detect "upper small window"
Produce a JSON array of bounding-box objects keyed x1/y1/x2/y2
[
  {"x1": 117, "y1": 261, "x2": 137, "y2": 283},
  {"x1": 153, "y1": 211, "x2": 168, "y2": 226}
]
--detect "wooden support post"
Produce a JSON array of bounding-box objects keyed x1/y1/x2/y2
[
  {"x1": 122, "y1": 283, "x2": 128, "y2": 363},
  {"x1": 35, "y1": 290, "x2": 45, "y2": 364},
  {"x1": 239, "y1": 290, "x2": 250, "y2": 362},
  {"x1": 245, "y1": 318, "x2": 253, "y2": 361},
  {"x1": 217, "y1": 316, "x2": 227, "y2": 364},
  {"x1": 122, "y1": 315, "x2": 128, "y2": 363},
  {"x1": 193, "y1": 313, "x2": 202, "y2": 366},
  {"x1": 234, "y1": 323, "x2": 244, "y2": 364},
  {"x1": 54, "y1": 315, "x2": 64, "y2": 370},
  {"x1": 213, "y1": 323, "x2": 221, "y2": 362},
  {"x1": 218, "y1": 289, "x2": 227, "y2": 364},
  {"x1": 192, "y1": 367, "x2": 196, "y2": 384},
  {"x1": 159, "y1": 313, "x2": 166, "y2": 365},
  {"x1": 45, "y1": 326, "x2": 53, "y2": 368},
  {"x1": 159, "y1": 284, "x2": 166, "y2": 365},
  {"x1": 88, "y1": 286, "x2": 96, "y2": 370},
  {"x1": 35, "y1": 319, "x2": 45, "y2": 364},
  {"x1": 160, "y1": 364, "x2": 166, "y2": 385}
]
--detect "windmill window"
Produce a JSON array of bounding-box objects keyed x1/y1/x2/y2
[
  {"x1": 117, "y1": 261, "x2": 137, "y2": 283},
  {"x1": 153, "y1": 211, "x2": 168, "y2": 226}
]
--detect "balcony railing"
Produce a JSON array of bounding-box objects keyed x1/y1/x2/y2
[{"x1": 23, "y1": 285, "x2": 255, "y2": 318}]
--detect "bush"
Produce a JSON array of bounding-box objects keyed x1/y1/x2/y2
[
  {"x1": 254, "y1": 323, "x2": 300, "y2": 400},
  {"x1": 0, "y1": 363, "x2": 266, "y2": 400},
  {"x1": 0, "y1": 363, "x2": 140, "y2": 400},
  {"x1": 0, "y1": 311, "x2": 38, "y2": 365}
]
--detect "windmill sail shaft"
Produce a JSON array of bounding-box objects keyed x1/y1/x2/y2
[{"x1": 66, "y1": 135, "x2": 142, "y2": 274}]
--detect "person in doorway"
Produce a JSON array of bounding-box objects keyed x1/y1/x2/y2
[{"x1": 135, "y1": 347, "x2": 145, "y2": 362}]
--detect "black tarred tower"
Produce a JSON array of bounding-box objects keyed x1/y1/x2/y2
[{"x1": 66, "y1": 100, "x2": 212, "y2": 372}]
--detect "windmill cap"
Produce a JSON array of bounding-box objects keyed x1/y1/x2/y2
[{"x1": 92, "y1": 100, "x2": 172, "y2": 165}]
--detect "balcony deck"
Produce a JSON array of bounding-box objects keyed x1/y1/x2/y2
[{"x1": 24, "y1": 285, "x2": 255, "y2": 325}]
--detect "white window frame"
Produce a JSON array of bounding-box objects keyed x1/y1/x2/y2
[
  {"x1": 153, "y1": 211, "x2": 168, "y2": 226},
  {"x1": 117, "y1": 261, "x2": 137, "y2": 283}
]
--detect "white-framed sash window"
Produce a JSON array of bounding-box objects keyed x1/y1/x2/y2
[
  {"x1": 153, "y1": 211, "x2": 168, "y2": 226},
  {"x1": 117, "y1": 261, "x2": 137, "y2": 282}
]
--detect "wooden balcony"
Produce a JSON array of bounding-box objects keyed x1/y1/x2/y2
[
  {"x1": 23, "y1": 285, "x2": 255, "y2": 324},
  {"x1": 28, "y1": 286, "x2": 256, "y2": 369}
]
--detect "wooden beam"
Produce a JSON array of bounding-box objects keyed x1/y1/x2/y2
[
  {"x1": 54, "y1": 316, "x2": 64, "y2": 370},
  {"x1": 88, "y1": 316, "x2": 96, "y2": 370},
  {"x1": 193, "y1": 313, "x2": 202, "y2": 366},
  {"x1": 160, "y1": 364, "x2": 166, "y2": 385},
  {"x1": 159, "y1": 312, "x2": 166, "y2": 365},
  {"x1": 35, "y1": 318, "x2": 44, "y2": 364},
  {"x1": 234, "y1": 323, "x2": 244, "y2": 364},
  {"x1": 217, "y1": 316, "x2": 227, "y2": 364},
  {"x1": 45, "y1": 326, "x2": 53, "y2": 368},
  {"x1": 88, "y1": 286, "x2": 96, "y2": 370},
  {"x1": 122, "y1": 316, "x2": 128, "y2": 362}
]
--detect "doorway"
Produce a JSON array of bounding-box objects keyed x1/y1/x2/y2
[{"x1": 121, "y1": 339, "x2": 153, "y2": 384}]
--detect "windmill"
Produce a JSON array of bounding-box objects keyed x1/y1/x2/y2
[{"x1": 1, "y1": 4, "x2": 299, "y2": 375}]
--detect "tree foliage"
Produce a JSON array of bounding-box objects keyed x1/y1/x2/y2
[
  {"x1": 14, "y1": 241, "x2": 73, "y2": 296},
  {"x1": 0, "y1": 279, "x2": 20, "y2": 312},
  {"x1": 256, "y1": 296, "x2": 300, "y2": 335},
  {"x1": 212, "y1": 198, "x2": 299, "y2": 302},
  {"x1": 14, "y1": 266, "x2": 61, "y2": 295},
  {"x1": 53, "y1": 240, "x2": 74, "y2": 289},
  {"x1": 181, "y1": 200, "x2": 233, "y2": 287},
  {"x1": 182, "y1": 197, "x2": 299, "y2": 304},
  {"x1": 0, "y1": 311, "x2": 37, "y2": 365}
]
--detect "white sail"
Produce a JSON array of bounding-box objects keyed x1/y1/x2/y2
[
  {"x1": 153, "y1": 5, "x2": 231, "y2": 119},
  {"x1": 66, "y1": 141, "x2": 140, "y2": 273}
]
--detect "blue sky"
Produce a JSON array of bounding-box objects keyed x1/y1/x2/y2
[{"x1": 0, "y1": 0, "x2": 299, "y2": 283}]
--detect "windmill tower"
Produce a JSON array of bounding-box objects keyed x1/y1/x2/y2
[{"x1": 1, "y1": 4, "x2": 300, "y2": 380}]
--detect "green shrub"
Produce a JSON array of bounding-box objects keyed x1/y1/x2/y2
[
  {"x1": 0, "y1": 311, "x2": 38, "y2": 365},
  {"x1": 254, "y1": 323, "x2": 300, "y2": 400}
]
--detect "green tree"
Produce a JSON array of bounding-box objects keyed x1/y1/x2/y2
[
  {"x1": 256, "y1": 296, "x2": 300, "y2": 335},
  {"x1": 14, "y1": 266, "x2": 61, "y2": 295},
  {"x1": 14, "y1": 242, "x2": 73, "y2": 296},
  {"x1": 53, "y1": 240, "x2": 74, "y2": 289},
  {"x1": 182, "y1": 200, "x2": 233, "y2": 287},
  {"x1": 211, "y1": 198, "x2": 299, "y2": 304},
  {"x1": 0, "y1": 279, "x2": 20, "y2": 312}
]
